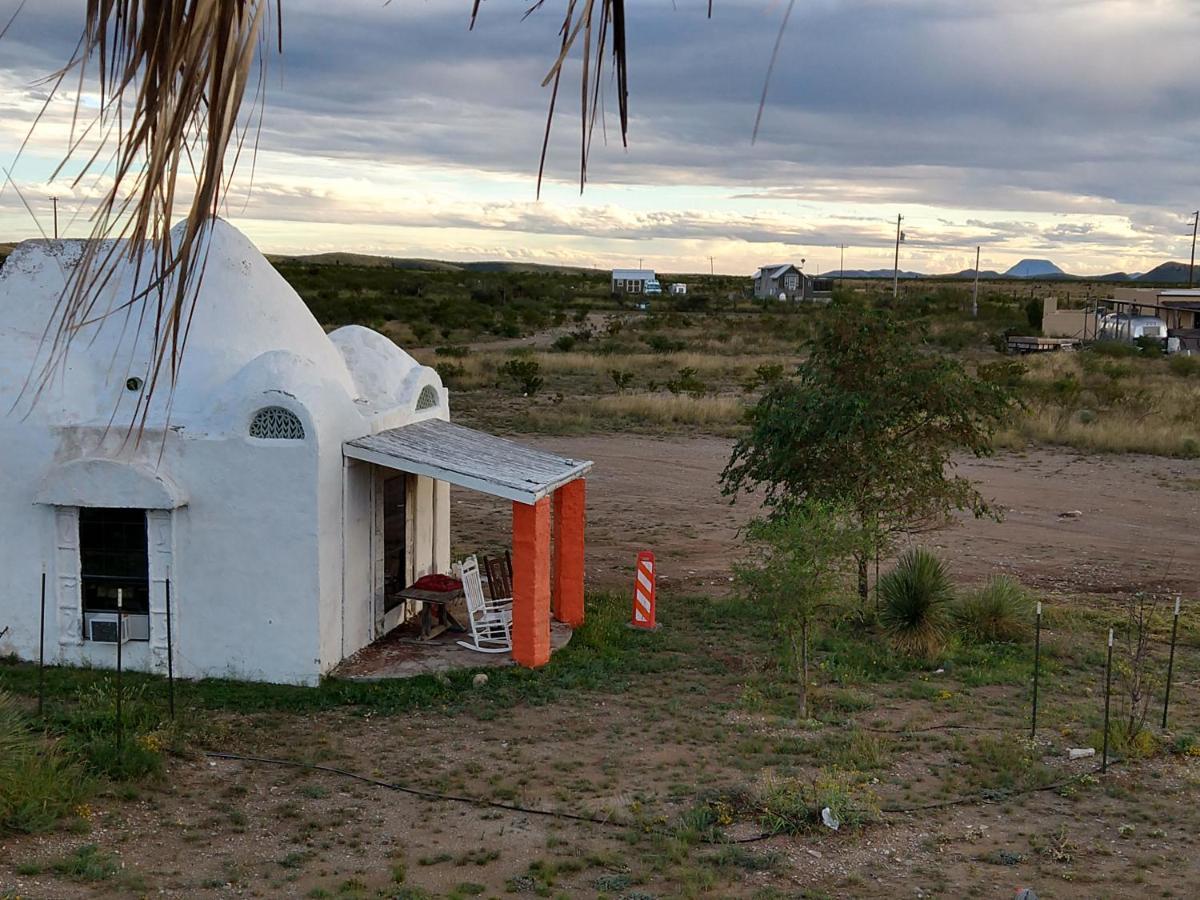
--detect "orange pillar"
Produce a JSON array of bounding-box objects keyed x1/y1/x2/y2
[
  {"x1": 552, "y1": 479, "x2": 586, "y2": 627},
  {"x1": 511, "y1": 497, "x2": 551, "y2": 667}
]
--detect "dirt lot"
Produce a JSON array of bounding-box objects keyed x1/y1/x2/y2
[
  {"x1": 455, "y1": 435, "x2": 1200, "y2": 599},
  {"x1": 5, "y1": 437, "x2": 1200, "y2": 899}
]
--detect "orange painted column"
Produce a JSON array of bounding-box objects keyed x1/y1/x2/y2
[
  {"x1": 511, "y1": 496, "x2": 552, "y2": 667},
  {"x1": 552, "y1": 479, "x2": 586, "y2": 627}
]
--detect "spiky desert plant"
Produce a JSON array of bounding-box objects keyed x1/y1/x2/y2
[
  {"x1": 954, "y1": 575, "x2": 1032, "y2": 644},
  {"x1": 879, "y1": 548, "x2": 954, "y2": 662}
]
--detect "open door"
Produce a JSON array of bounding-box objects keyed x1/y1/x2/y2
[{"x1": 379, "y1": 472, "x2": 408, "y2": 634}]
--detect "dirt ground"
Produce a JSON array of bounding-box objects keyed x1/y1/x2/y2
[
  {"x1": 455, "y1": 435, "x2": 1200, "y2": 599},
  {"x1": 6, "y1": 438, "x2": 1200, "y2": 899}
]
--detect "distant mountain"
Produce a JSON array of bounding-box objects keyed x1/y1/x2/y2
[
  {"x1": 1005, "y1": 259, "x2": 1065, "y2": 278},
  {"x1": 1136, "y1": 261, "x2": 1192, "y2": 283},
  {"x1": 946, "y1": 269, "x2": 1003, "y2": 280},
  {"x1": 822, "y1": 268, "x2": 924, "y2": 279},
  {"x1": 270, "y1": 250, "x2": 596, "y2": 275}
]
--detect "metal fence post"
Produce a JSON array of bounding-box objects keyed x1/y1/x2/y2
[
  {"x1": 1163, "y1": 595, "x2": 1181, "y2": 730},
  {"x1": 1102, "y1": 628, "x2": 1113, "y2": 774},
  {"x1": 1031, "y1": 601, "x2": 1042, "y2": 740}
]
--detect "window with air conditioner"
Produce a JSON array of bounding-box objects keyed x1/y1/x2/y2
[{"x1": 80, "y1": 507, "x2": 150, "y2": 642}]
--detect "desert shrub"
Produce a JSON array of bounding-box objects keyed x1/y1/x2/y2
[
  {"x1": 879, "y1": 548, "x2": 954, "y2": 662},
  {"x1": 1135, "y1": 335, "x2": 1164, "y2": 357},
  {"x1": 435, "y1": 362, "x2": 467, "y2": 386},
  {"x1": 498, "y1": 358, "x2": 544, "y2": 396},
  {"x1": 434, "y1": 345, "x2": 469, "y2": 357},
  {"x1": 743, "y1": 362, "x2": 786, "y2": 393},
  {"x1": 644, "y1": 333, "x2": 686, "y2": 353},
  {"x1": 551, "y1": 334, "x2": 576, "y2": 353},
  {"x1": 1169, "y1": 355, "x2": 1200, "y2": 378},
  {"x1": 665, "y1": 366, "x2": 707, "y2": 397},
  {"x1": 0, "y1": 690, "x2": 91, "y2": 835},
  {"x1": 954, "y1": 575, "x2": 1032, "y2": 643},
  {"x1": 1088, "y1": 340, "x2": 1138, "y2": 358},
  {"x1": 609, "y1": 369, "x2": 635, "y2": 393},
  {"x1": 55, "y1": 682, "x2": 178, "y2": 780},
  {"x1": 757, "y1": 768, "x2": 880, "y2": 834}
]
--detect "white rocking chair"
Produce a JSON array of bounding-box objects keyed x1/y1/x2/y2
[{"x1": 455, "y1": 555, "x2": 513, "y2": 654}]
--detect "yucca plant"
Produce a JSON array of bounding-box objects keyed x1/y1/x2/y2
[
  {"x1": 879, "y1": 548, "x2": 954, "y2": 662},
  {"x1": 954, "y1": 575, "x2": 1032, "y2": 644}
]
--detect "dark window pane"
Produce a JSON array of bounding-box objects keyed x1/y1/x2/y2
[{"x1": 79, "y1": 508, "x2": 150, "y2": 618}]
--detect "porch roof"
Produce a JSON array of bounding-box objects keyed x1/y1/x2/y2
[{"x1": 344, "y1": 418, "x2": 592, "y2": 504}]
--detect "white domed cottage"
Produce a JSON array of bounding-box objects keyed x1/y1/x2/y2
[{"x1": 0, "y1": 220, "x2": 589, "y2": 684}]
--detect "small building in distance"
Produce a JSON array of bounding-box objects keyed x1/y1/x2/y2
[
  {"x1": 612, "y1": 268, "x2": 659, "y2": 295},
  {"x1": 753, "y1": 264, "x2": 833, "y2": 303},
  {"x1": 1043, "y1": 290, "x2": 1200, "y2": 351},
  {"x1": 670, "y1": 283, "x2": 688, "y2": 295}
]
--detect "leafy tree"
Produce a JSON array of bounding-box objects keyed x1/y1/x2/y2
[
  {"x1": 735, "y1": 502, "x2": 865, "y2": 719},
  {"x1": 721, "y1": 307, "x2": 1016, "y2": 603}
]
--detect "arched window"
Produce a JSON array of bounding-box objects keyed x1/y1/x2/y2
[
  {"x1": 249, "y1": 406, "x2": 305, "y2": 440},
  {"x1": 416, "y1": 385, "x2": 441, "y2": 411}
]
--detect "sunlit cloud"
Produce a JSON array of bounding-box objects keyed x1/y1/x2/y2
[{"x1": 2, "y1": 0, "x2": 1199, "y2": 275}]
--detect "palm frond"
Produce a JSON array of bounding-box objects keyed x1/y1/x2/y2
[{"x1": 12, "y1": 0, "x2": 641, "y2": 428}]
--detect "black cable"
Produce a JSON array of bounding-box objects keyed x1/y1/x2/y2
[{"x1": 204, "y1": 749, "x2": 1121, "y2": 843}]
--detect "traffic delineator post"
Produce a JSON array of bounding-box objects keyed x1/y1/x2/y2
[{"x1": 630, "y1": 551, "x2": 658, "y2": 630}]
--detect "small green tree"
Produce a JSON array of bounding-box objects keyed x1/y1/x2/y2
[
  {"x1": 734, "y1": 502, "x2": 865, "y2": 719},
  {"x1": 722, "y1": 307, "x2": 1016, "y2": 604}
]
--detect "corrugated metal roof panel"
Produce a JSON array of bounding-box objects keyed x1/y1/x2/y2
[{"x1": 344, "y1": 419, "x2": 592, "y2": 504}]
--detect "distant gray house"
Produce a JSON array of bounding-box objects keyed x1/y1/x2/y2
[
  {"x1": 612, "y1": 269, "x2": 660, "y2": 295},
  {"x1": 753, "y1": 264, "x2": 806, "y2": 301},
  {"x1": 753, "y1": 264, "x2": 833, "y2": 303}
]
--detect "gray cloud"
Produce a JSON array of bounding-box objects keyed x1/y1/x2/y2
[{"x1": 3, "y1": 0, "x2": 1199, "y2": 266}]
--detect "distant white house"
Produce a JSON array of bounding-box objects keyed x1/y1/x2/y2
[
  {"x1": 670, "y1": 283, "x2": 688, "y2": 295},
  {"x1": 0, "y1": 219, "x2": 591, "y2": 685},
  {"x1": 612, "y1": 269, "x2": 660, "y2": 295}
]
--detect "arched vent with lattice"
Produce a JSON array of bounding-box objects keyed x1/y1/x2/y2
[
  {"x1": 249, "y1": 406, "x2": 305, "y2": 440},
  {"x1": 416, "y1": 385, "x2": 441, "y2": 411}
]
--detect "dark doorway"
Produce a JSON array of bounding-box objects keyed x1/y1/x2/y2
[{"x1": 382, "y1": 473, "x2": 407, "y2": 595}]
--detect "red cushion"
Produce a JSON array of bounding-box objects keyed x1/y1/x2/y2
[{"x1": 411, "y1": 573, "x2": 463, "y2": 593}]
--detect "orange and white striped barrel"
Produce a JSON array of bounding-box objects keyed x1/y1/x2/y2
[{"x1": 631, "y1": 551, "x2": 657, "y2": 629}]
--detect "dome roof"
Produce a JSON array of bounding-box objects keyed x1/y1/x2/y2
[{"x1": 0, "y1": 219, "x2": 358, "y2": 429}]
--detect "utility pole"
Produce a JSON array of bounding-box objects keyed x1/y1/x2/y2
[
  {"x1": 51, "y1": 197, "x2": 58, "y2": 240},
  {"x1": 838, "y1": 244, "x2": 846, "y2": 284},
  {"x1": 1189, "y1": 211, "x2": 1198, "y2": 288},
  {"x1": 972, "y1": 246, "x2": 980, "y2": 318},
  {"x1": 892, "y1": 214, "x2": 904, "y2": 299},
  {"x1": 709, "y1": 256, "x2": 714, "y2": 276}
]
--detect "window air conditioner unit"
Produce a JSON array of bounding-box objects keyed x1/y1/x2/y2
[{"x1": 86, "y1": 612, "x2": 132, "y2": 644}]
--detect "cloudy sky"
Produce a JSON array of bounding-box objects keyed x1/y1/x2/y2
[{"x1": 1, "y1": 0, "x2": 1198, "y2": 275}]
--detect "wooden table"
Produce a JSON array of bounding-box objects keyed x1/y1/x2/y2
[{"x1": 393, "y1": 585, "x2": 465, "y2": 641}]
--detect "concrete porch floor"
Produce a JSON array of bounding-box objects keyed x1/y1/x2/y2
[{"x1": 332, "y1": 618, "x2": 574, "y2": 681}]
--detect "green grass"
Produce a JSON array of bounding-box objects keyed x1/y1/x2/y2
[
  {"x1": 0, "y1": 593, "x2": 685, "y2": 719},
  {"x1": 16, "y1": 844, "x2": 134, "y2": 885},
  {"x1": 0, "y1": 690, "x2": 92, "y2": 835}
]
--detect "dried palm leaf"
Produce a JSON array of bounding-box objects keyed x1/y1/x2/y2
[{"x1": 12, "y1": 0, "x2": 646, "y2": 430}]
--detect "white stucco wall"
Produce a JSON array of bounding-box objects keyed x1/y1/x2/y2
[{"x1": 0, "y1": 219, "x2": 449, "y2": 685}]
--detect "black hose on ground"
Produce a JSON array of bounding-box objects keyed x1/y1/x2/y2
[{"x1": 204, "y1": 749, "x2": 1120, "y2": 844}]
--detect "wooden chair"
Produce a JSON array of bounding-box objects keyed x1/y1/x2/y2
[
  {"x1": 454, "y1": 555, "x2": 512, "y2": 654},
  {"x1": 483, "y1": 553, "x2": 514, "y2": 608}
]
